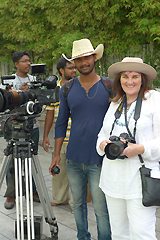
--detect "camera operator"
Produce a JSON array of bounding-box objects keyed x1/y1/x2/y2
[{"x1": 4, "y1": 51, "x2": 40, "y2": 209}]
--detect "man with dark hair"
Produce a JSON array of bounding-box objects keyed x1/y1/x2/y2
[
  {"x1": 4, "y1": 51, "x2": 40, "y2": 209},
  {"x1": 49, "y1": 39, "x2": 111, "y2": 240},
  {"x1": 12, "y1": 51, "x2": 30, "y2": 63},
  {"x1": 12, "y1": 51, "x2": 35, "y2": 90},
  {"x1": 42, "y1": 55, "x2": 76, "y2": 209}
]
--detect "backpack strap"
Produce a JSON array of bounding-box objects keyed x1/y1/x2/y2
[
  {"x1": 63, "y1": 78, "x2": 75, "y2": 98},
  {"x1": 101, "y1": 76, "x2": 113, "y2": 98},
  {"x1": 63, "y1": 76, "x2": 113, "y2": 98}
]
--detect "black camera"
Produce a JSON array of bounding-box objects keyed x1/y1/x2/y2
[
  {"x1": 0, "y1": 64, "x2": 59, "y2": 141},
  {"x1": 0, "y1": 81, "x2": 60, "y2": 141},
  {"x1": 31, "y1": 63, "x2": 46, "y2": 76},
  {"x1": 1, "y1": 64, "x2": 59, "y2": 104},
  {"x1": 51, "y1": 166, "x2": 60, "y2": 175},
  {"x1": 1, "y1": 75, "x2": 15, "y2": 88},
  {"x1": 0, "y1": 89, "x2": 47, "y2": 141},
  {"x1": 104, "y1": 133, "x2": 134, "y2": 160}
]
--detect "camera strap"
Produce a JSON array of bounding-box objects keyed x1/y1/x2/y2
[
  {"x1": 124, "y1": 94, "x2": 142, "y2": 140},
  {"x1": 109, "y1": 96, "x2": 125, "y2": 135},
  {"x1": 110, "y1": 94, "x2": 142, "y2": 140},
  {"x1": 110, "y1": 94, "x2": 143, "y2": 161},
  {"x1": 124, "y1": 95, "x2": 144, "y2": 164}
]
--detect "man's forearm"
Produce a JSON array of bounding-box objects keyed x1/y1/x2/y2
[
  {"x1": 52, "y1": 137, "x2": 65, "y2": 157},
  {"x1": 43, "y1": 110, "x2": 54, "y2": 138}
]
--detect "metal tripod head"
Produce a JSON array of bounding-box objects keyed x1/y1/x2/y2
[
  {"x1": 2, "y1": 113, "x2": 38, "y2": 160},
  {"x1": 3, "y1": 112, "x2": 38, "y2": 139}
]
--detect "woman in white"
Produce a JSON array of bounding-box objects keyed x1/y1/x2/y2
[{"x1": 96, "y1": 57, "x2": 159, "y2": 240}]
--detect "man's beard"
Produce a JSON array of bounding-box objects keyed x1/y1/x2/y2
[
  {"x1": 77, "y1": 62, "x2": 95, "y2": 75},
  {"x1": 64, "y1": 74, "x2": 73, "y2": 80}
]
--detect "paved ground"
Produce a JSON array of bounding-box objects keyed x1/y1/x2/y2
[
  {"x1": 0, "y1": 115, "x2": 160, "y2": 239},
  {"x1": 0, "y1": 132, "x2": 97, "y2": 240}
]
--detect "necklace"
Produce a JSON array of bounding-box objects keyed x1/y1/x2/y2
[
  {"x1": 115, "y1": 108, "x2": 135, "y2": 127},
  {"x1": 16, "y1": 74, "x2": 31, "y2": 83},
  {"x1": 127, "y1": 104, "x2": 131, "y2": 112},
  {"x1": 115, "y1": 101, "x2": 136, "y2": 127},
  {"x1": 126, "y1": 98, "x2": 136, "y2": 111},
  {"x1": 85, "y1": 81, "x2": 100, "y2": 99}
]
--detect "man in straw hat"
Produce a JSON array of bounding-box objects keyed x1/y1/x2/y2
[
  {"x1": 97, "y1": 57, "x2": 158, "y2": 239},
  {"x1": 49, "y1": 38, "x2": 111, "y2": 240}
]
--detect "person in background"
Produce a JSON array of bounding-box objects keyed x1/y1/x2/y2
[
  {"x1": 12, "y1": 51, "x2": 35, "y2": 90},
  {"x1": 4, "y1": 51, "x2": 40, "y2": 209},
  {"x1": 49, "y1": 38, "x2": 111, "y2": 240},
  {"x1": 97, "y1": 57, "x2": 158, "y2": 239},
  {"x1": 43, "y1": 55, "x2": 76, "y2": 209}
]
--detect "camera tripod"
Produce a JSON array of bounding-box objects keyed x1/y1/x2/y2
[{"x1": 0, "y1": 133, "x2": 58, "y2": 239}]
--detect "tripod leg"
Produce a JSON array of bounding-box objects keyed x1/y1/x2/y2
[
  {"x1": 25, "y1": 157, "x2": 32, "y2": 240},
  {"x1": 28, "y1": 157, "x2": 35, "y2": 240},
  {"x1": 18, "y1": 157, "x2": 25, "y2": 240},
  {"x1": 25, "y1": 157, "x2": 35, "y2": 240},
  {"x1": 14, "y1": 157, "x2": 21, "y2": 240},
  {"x1": 14, "y1": 142, "x2": 36, "y2": 240},
  {"x1": 0, "y1": 155, "x2": 12, "y2": 190},
  {"x1": 31, "y1": 155, "x2": 58, "y2": 240}
]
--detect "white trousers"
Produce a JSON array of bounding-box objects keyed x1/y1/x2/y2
[{"x1": 105, "y1": 195, "x2": 157, "y2": 240}]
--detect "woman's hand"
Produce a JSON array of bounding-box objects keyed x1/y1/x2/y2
[
  {"x1": 122, "y1": 143, "x2": 144, "y2": 158},
  {"x1": 99, "y1": 140, "x2": 111, "y2": 152}
]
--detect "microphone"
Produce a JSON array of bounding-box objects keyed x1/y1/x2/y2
[{"x1": 1, "y1": 75, "x2": 15, "y2": 80}]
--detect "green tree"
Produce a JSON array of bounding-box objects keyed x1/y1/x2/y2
[{"x1": 0, "y1": 0, "x2": 159, "y2": 83}]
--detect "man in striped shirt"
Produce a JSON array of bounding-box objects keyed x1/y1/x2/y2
[{"x1": 42, "y1": 56, "x2": 76, "y2": 209}]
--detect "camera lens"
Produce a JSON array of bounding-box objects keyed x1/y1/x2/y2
[
  {"x1": 105, "y1": 141, "x2": 125, "y2": 160},
  {"x1": 0, "y1": 89, "x2": 35, "y2": 112}
]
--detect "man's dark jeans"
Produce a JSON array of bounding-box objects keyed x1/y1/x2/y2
[{"x1": 67, "y1": 160, "x2": 111, "y2": 240}]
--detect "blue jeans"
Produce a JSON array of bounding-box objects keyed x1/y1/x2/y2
[{"x1": 67, "y1": 160, "x2": 111, "y2": 240}]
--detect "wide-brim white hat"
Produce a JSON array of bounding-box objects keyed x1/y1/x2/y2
[
  {"x1": 108, "y1": 57, "x2": 157, "y2": 81},
  {"x1": 63, "y1": 38, "x2": 104, "y2": 62}
]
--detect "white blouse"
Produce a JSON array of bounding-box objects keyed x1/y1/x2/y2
[{"x1": 96, "y1": 90, "x2": 160, "y2": 199}]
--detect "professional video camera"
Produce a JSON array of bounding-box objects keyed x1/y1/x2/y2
[
  {"x1": 104, "y1": 133, "x2": 135, "y2": 160},
  {"x1": 0, "y1": 63, "x2": 59, "y2": 141},
  {"x1": 1, "y1": 63, "x2": 59, "y2": 104},
  {"x1": 0, "y1": 64, "x2": 59, "y2": 239}
]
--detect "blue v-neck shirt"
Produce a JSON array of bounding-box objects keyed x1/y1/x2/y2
[{"x1": 55, "y1": 77, "x2": 110, "y2": 165}]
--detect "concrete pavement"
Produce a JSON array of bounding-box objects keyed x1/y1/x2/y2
[{"x1": 0, "y1": 136, "x2": 97, "y2": 240}]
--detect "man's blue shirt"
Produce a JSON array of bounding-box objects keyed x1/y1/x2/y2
[{"x1": 55, "y1": 77, "x2": 110, "y2": 164}]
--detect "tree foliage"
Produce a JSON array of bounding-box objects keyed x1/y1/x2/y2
[{"x1": 0, "y1": 0, "x2": 160, "y2": 82}]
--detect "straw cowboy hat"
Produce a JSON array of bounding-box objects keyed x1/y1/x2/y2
[
  {"x1": 108, "y1": 57, "x2": 157, "y2": 81},
  {"x1": 62, "y1": 38, "x2": 104, "y2": 61}
]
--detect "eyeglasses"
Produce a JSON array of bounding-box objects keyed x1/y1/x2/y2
[
  {"x1": 18, "y1": 60, "x2": 31, "y2": 63},
  {"x1": 66, "y1": 66, "x2": 76, "y2": 70}
]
